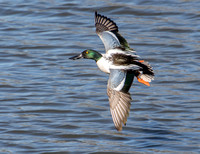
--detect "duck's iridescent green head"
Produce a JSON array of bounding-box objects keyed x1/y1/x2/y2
[{"x1": 69, "y1": 49, "x2": 102, "y2": 62}]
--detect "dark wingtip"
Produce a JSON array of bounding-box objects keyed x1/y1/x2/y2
[
  {"x1": 95, "y1": 11, "x2": 118, "y2": 33},
  {"x1": 95, "y1": 11, "x2": 98, "y2": 21}
]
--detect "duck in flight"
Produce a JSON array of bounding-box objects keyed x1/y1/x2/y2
[{"x1": 69, "y1": 12, "x2": 154, "y2": 131}]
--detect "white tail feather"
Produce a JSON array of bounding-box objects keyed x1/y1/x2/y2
[{"x1": 139, "y1": 74, "x2": 154, "y2": 82}]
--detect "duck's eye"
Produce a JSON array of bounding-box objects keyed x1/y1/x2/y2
[{"x1": 86, "y1": 51, "x2": 89, "y2": 54}]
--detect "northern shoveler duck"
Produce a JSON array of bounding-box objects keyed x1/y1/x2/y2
[{"x1": 69, "y1": 12, "x2": 154, "y2": 131}]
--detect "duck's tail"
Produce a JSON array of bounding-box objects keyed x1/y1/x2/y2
[{"x1": 134, "y1": 60, "x2": 154, "y2": 86}]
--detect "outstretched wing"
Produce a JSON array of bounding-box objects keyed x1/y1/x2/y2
[
  {"x1": 95, "y1": 12, "x2": 131, "y2": 52},
  {"x1": 107, "y1": 69, "x2": 134, "y2": 131}
]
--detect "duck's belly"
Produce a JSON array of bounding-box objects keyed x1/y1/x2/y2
[{"x1": 96, "y1": 57, "x2": 110, "y2": 74}]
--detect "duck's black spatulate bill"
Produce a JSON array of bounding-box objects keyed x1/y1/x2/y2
[{"x1": 69, "y1": 54, "x2": 83, "y2": 60}]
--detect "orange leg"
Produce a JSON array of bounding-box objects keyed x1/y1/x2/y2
[{"x1": 137, "y1": 76, "x2": 150, "y2": 86}]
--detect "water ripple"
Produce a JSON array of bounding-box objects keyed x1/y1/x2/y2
[{"x1": 0, "y1": 0, "x2": 200, "y2": 153}]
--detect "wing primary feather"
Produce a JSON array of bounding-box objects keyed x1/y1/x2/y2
[
  {"x1": 117, "y1": 103, "x2": 126, "y2": 118},
  {"x1": 118, "y1": 103, "x2": 127, "y2": 118},
  {"x1": 95, "y1": 11, "x2": 118, "y2": 33},
  {"x1": 116, "y1": 102, "x2": 128, "y2": 126},
  {"x1": 110, "y1": 109, "x2": 118, "y2": 128},
  {"x1": 108, "y1": 87, "x2": 132, "y2": 131},
  {"x1": 118, "y1": 103, "x2": 128, "y2": 125},
  {"x1": 115, "y1": 104, "x2": 123, "y2": 122},
  {"x1": 113, "y1": 109, "x2": 121, "y2": 130}
]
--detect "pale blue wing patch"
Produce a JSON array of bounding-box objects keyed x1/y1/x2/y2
[
  {"x1": 108, "y1": 69, "x2": 126, "y2": 91},
  {"x1": 108, "y1": 69, "x2": 135, "y2": 93},
  {"x1": 99, "y1": 31, "x2": 121, "y2": 52}
]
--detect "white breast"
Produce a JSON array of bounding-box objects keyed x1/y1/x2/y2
[{"x1": 96, "y1": 57, "x2": 110, "y2": 74}]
